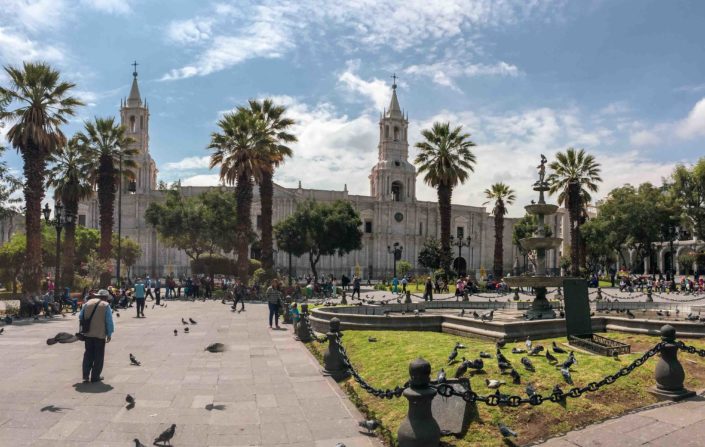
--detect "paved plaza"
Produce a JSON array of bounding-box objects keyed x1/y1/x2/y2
[{"x1": 0, "y1": 300, "x2": 381, "y2": 447}]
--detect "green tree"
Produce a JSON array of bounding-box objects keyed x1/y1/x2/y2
[
  {"x1": 245, "y1": 99, "x2": 296, "y2": 275},
  {"x1": 77, "y1": 117, "x2": 136, "y2": 286},
  {"x1": 417, "y1": 238, "x2": 445, "y2": 271},
  {"x1": 111, "y1": 235, "x2": 141, "y2": 280},
  {"x1": 484, "y1": 182, "x2": 515, "y2": 278},
  {"x1": 75, "y1": 226, "x2": 100, "y2": 268},
  {"x1": 46, "y1": 138, "x2": 93, "y2": 287},
  {"x1": 209, "y1": 109, "x2": 270, "y2": 282},
  {"x1": 0, "y1": 146, "x2": 22, "y2": 219},
  {"x1": 0, "y1": 233, "x2": 26, "y2": 293},
  {"x1": 396, "y1": 259, "x2": 412, "y2": 277},
  {"x1": 0, "y1": 62, "x2": 83, "y2": 293},
  {"x1": 274, "y1": 200, "x2": 362, "y2": 282},
  {"x1": 670, "y1": 158, "x2": 705, "y2": 241},
  {"x1": 547, "y1": 148, "x2": 602, "y2": 276},
  {"x1": 415, "y1": 122, "x2": 476, "y2": 272}
]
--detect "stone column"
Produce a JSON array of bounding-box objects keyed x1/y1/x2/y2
[
  {"x1": 322, "y1": 318, "x2": 350, "y2": 380},
  {"x1": 397, "y1": 358, "x2": 440, "y2": 447}
]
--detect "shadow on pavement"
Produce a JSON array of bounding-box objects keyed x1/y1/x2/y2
[{"x1": 73, "y1": 382, "x2": 113, "y2": 393}]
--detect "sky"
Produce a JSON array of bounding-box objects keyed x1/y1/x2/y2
[{"x1": 1, "y1": 0, "x2": 704, "y2": 216}]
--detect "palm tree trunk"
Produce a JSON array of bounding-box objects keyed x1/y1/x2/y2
[
  {"x1": 260, "y1": 169, "x2": 274, "y2": 274},
  {"x1": 62, "y1": 196, "x2": 78, "y2": 288},
  {"x1": 568, "y1": 182, "x2": 581, "y2": 276},
  {"x1": 438, "y1": 183, "x2": 452, "y2": 273},
  {"x1": 235, "y1": 173, "x2": 253, "y2": 283},
  {"x1": 21, "y1": 148, "x2": 45, "y2": 294},
  {"x1": 493, "y1": 211, "x2": 504, "y2": 278},
  {"x1": 97, "y1": 155, "x2": 115, "y2": 287}
]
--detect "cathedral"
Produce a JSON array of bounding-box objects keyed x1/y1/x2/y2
[{"x1": 75, "y1": 71, "x2": 568, "y2": 280}]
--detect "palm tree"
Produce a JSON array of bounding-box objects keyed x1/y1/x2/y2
[
  {"x1": 76, "y1": 117, "x2": 136, "y2": 286},
  {"x1": 547, "y1": 148, "x2": 602, "y2": 276},
  {"x1": 0, "y1": 62, "x2": 82, "y2": 293},
  {"x1": 209, "y1": 109, "x2": 270, "y2": 282},
  {"x1": 46, "y1": 138, "x2": 93, "y2": 288},
  {"x1": 415, "y1": 122, "x2": 477, "y2": 273},
  {"x1": 245, "y1": 99, "x2": 296, "y2": 275},
  {"x1": 484, "y1": 183, "x2": 516, "y2": 278}
]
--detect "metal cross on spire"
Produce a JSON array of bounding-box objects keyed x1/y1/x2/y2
[
  {"x1": 391, "y1": 73, "x2": 398, "y2": 89},
  {"x1": 132, "y1": 61, "x2": 139, "y2": 78}
]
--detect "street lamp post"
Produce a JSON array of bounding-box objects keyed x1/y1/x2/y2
[
  {"x1": 387, "y1": 242, "x2": 403, "y2": 278},
  {"x1": 43, "y1": 202, "x2": 74, "y2": 300}
]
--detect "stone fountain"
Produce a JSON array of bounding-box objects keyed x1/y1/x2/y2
[{"x1": 503, "y1": 155, "x2": 561, "y2": 319}]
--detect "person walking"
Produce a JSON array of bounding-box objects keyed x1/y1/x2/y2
[
  {"x1": 79, "y1": 289, "x2": 114, "y2": 383},
  {"x1": 144, "y1": 276, "x2": 155, "y2": 302},
  {"x1": 266, "y1": 279, "x2": 283, "y2": 329},
  {"x1": 134, "y1": 278, "x2": 146, "y2": 318},
  {"x1": 423, "y1": 276, "x2": 433, "y2": 302},
  {"x1": 351, "y1": 275, "x2": 361, "y2": 299},
  {"x1": 155, "y1": 278, "x2": 161, "y2": 305},
  {"x1": 232, "y1": 279, "x2": 246, "y2": 312}
]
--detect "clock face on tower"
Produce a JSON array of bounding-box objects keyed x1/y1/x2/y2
[{"x1": 394, "y1": 212, "x2": 404, "y2": 222}]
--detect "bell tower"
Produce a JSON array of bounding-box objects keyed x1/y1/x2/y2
[
  {"x1": 369, "y1": 75, "x2": 416, "y2": 202},
  {"x1": 120, "y1": 61, "x2": 157, "y2": 193}
]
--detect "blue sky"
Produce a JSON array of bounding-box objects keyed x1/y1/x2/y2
[{"x1": 1, "y1": 0, "x2": 704, "y2": 215}]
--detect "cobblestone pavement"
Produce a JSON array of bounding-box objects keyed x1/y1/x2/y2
[
  {"x1": 0, "y1": 300, "x2": 382, "y2": 447},
  {"x1": 537, "y1": 392, "x2": 705, "y2": 447}
]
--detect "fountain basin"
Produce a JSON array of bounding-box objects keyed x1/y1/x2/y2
[
  {"x1": 519, "y1": 237, "x2": 563, "y2": 251},
  {"x1": 503, "y1": 276, "x2": 564, "y2": 288},
  {"x1": 524, "y1": 204, "x2": 559, "y2": 216}
]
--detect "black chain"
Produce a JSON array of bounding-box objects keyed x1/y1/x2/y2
[
  {"x1": 302, "y1": 314, "x2": 328, "y2": 343},
  {"x1": 333, "y1": 332, "x2": 407, "y2": 399},
  {"x1": 434, "y1": 343, "x2": 663, "y2": 407},
  {"x1": 653, "y1": 293, "x2": 705, "y2": 303},
  {"x1": 676, "y1": 341, "x2": 705, "y2": 357}
]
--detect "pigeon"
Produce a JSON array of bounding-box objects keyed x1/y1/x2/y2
[
  {"x1": 153, "y1": 423, "x2": 176, "y2": 446},
  {"x1": 498, "y1": 361, "x2": 513, "y2": 373},
  {"x1": 335, "y1": 443, "x2": 346, "y2": 447},
  {"x1": 173, "y1": 329, "x2": 178, "y2": 336},
  {"x1": 126, "y1": 394, "x2": 135, "y2": 406},
  {"x1": 498, "y1": 422, "x2": 517, "y2": 438},
  {"x1": 552, "y1": 384, "x2": 564, "y2": 396},
  {"x1": 184, "y1": 327, "x2": 189, "y2": 333},
  {"x1": 182, "y1": 318, "x2": 188, "y2": 325},
  {"x1": 496, "y1": 349, "x2": 510, "y2": 363},
  {"x1": 368, "y1": 337, "x2": 377, "y2": 342},
  {"x1": 479, "y1": 351, "x2": 492, "y2": 359},
  {"x1": 472, "y1": 311, "x2": 480, "y2": 319},
  {"x1": 133, "y1": 439, "x2": 146, "y2": 447},
  {"x1": 459, "y1": 309, "x2": 465, "y2": 317},
  {"x1": 561, "y1": 367, "x2": 573, "y2": 384},
  {"x1": 437, "y1": 368, "x2": 446, "y2": 383},
  {"x1": 546, "y1": 350, "x2": 558, "y2": 363},
  {"x1": 467, "y1": 359, "x2": 484, "y2": 370},
  {"x1": 526, "y1": 383, "x2": 536, "y2": 397},
  {"x1": 189, "y1": 318, "x2": 197, "y2": 324},
  {"x1": 40, "y1": 405, "x2": 67, "y2": 412},
  {"x1": 529, "y1": 345, "x2": 545, "y2": 356},
  {"x1": 525, "y1": 336, "x2": 532, "y2": 350},
  {"x1": 496, "y1": 339, "x2": 506, "y2": 349},
  {"x1": 454, "y1": 362, "x2": 469, "y2": 378},
  {"x1": 448, "y1": 348, "x2": 458, "y2": 364},
  {"x1": 116, "y1": 312, "x2": 120, "y2": 317},
  {"x1": 568, "y1": 351, "x2": 578, "y2": 365},
  {"x1": 510, "y1": 368, "x2": 521, "y2": 384},
  {"x1": 129, "y1": 353, "x2": 141, "y2": 366},
  {"x1": 612, "y1": 350, "x2": 619, "y2": 360},
  {"x1": 358, "y1": 419, "x2": 379, "y2": 435},
  {"x1": 552, "y1": 341, "x2": 567, "y2": 354},
  {"x1": 485, "y1": 379, "x2": 505, "y2": 389},
  {"x1": 0, "y1": 328, "x2": 3, "y2": 334},
  {"x1": 205, "y1": 343, "x2": 225, "y2": 353},
  {"x1": 562, "y1": 356, "x2": 575, "y2": 369},
  {"x1": 481, "y1": 310, "x2": 494, "y2": 321},
  {"x1": 511, "y1": 347, "x2": 526, "y2": 354},
  {"x1": 455, "y1": 342, "x2": 467, "y2": 349},
  {"x1": 626, "y1": 310, "x2": 635, "y2": 319},
  {"x1": 521, "y1": 357, "x2": 535, "y2": 372}
]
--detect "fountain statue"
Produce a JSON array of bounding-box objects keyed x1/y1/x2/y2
[{"x1": 504, "y1": 155, "x2": 562, "y2": 319}]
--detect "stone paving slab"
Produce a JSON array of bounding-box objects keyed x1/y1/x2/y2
[{"x1": 0, "y1": 300, "x2": 382, "y2": 447}]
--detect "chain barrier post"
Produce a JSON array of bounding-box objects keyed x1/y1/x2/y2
[
  {"x1": 513, "y1": 289, "x2": 520, "y2": 301},
  {"x1": 340, "y1": 289, "x2": 347, "y2": 305},
  {"x1": 596, "y1": 287, "x2": 602, "y2": 300},
  {"x1": 295, "y1": 304, "x2": 312, "y2": 342},
  {"x1": 646, "y1": 289, "x2": 653, "y2": 302},
  {"x1": 322, "y1": 317, "x2": 350, "y2": 380},
  {"x1": 405, "y1": 290, "x2": 412, "y2": 304},
  {"x1": 651, "y1": 324, "x2": 695, "y2": 401},
  {"x1": 282, "y1": 296, "x2": 293, "y2": 324},
  {"x1": 398, "y1": 358, "x2": 441, "y2": 447}
]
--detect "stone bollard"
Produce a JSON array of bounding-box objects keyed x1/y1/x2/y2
[
  {"x1": 646, "y1": 289, "x2": 653, "y2": 302},
  {"x1": 596, "y1": 287, "x2": 603, "y2": 300},
  {"x1": 282, "y1": 296, "x2": 293, "y2": 324},
  {"x1": 513, "y1": 290, "x2": 520, "y2": 301},
  {"x1": 295, "y1": 304, "x2": 312, "y2": 342},
  {"x1": 651, "y1": 324, "x2": 695, "y2": 401},
  {"x1": 462, "y1": 290, "x2": 469, "y2": 302},
  {"x1": 322, "y1": 317, "x2": 350, "y2": 380},
  {"x1": 405, "y1": 290, "x2": 412, "y2": 304},
  {"x1": 340, "y1": 290, "x2": 347, "y2": 305},
  {"x1": 555, "y1": 287, "x2": 563, "y2": 300},
  {"x1": 398, "y1": 358, "x2": 441, "y2": 447}
]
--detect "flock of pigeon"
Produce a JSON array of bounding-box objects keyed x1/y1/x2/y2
[{"x1": 437, "y1": 336, "x2": 581, "y2": 440}]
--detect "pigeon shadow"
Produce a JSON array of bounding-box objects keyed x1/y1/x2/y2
[
  {"x1": 205, "y1": 403, "x2": 226, "y2": 411},
  {"x1": 73, "y1": 382, "x2": 113, "y2": 393},
  {"x1": 358, "y1": 430, "x2": 377, "y2": 437},
  {"x1": 40, "y1": 405, "x2": 70, "y2": 413}
]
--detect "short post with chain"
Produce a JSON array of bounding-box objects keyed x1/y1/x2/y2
[
  {"x1": 651, "y1": 324, "x2": 695, "y2": 401},
  {"x1": 322, "y1": 317, "x2": 350, "y2": 380},
  {"x1": 397, "y1": 358, "x2": 440, "y2": 447}
]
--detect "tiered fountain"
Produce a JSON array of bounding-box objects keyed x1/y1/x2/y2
[{"x1": 504, "y1": 155, "x2": 562, "y2": 319}]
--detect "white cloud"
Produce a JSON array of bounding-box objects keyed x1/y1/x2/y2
[
  {"x1": 0, "y1": 26, "x2": 65, "y2": 64},
  {"x1": 181, "y1": 174, "x2": 221, "y2": 186},
  {"x1": 162, "y1": 0, "x2": 560, "y2": 79},
  {"x1": 629, "y1": 129, "x2": 661, "y2": 147},
  {"x1": 164, "y1": 156, "x2": 211, "y2": 170},
  {"x1": 337, "y1": 61, "x2": 390, "y2": 110},
  {"x1": 405, "y1": 61, "x2": 520, "y2": 89},
  {"x1": 80, "y1": 0, "x2": 133, "y2": 14},
  {"x1": 3, "y1": 0, "x2": 67, "y2": 33},
  {"x1": 675, "y1": 97, "x2": 705, "y2": 139}
]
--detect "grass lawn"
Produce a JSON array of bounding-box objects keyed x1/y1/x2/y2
[{"x1": 308, "y1": 330, "x2": 705, "y2": 446}]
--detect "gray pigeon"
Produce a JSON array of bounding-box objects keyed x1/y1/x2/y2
[
  {"x1": 189, "y1": 318, "x2": 197, "y2": 324},
  {"x1": 552, "y1": 341, "x2": 567, "y2": 354},
  {"x1": 485, "y1": 379, "x2": 505, "y2": 389},
  {"x1": 129, "y1": 353, "x2": 141, "y2": 366},
  {"x1": 510, "y1": 368, "x2": 521, "y2": 384},
  {"x1": 454, "y1": 362, "x2": 468, "y2": 378},
  {"x1": 437, "y1": 368, "x2": 446, "y2": 383},
  {"x1": 448, "y1": 348, "x2": 458, "y2": 364},
  {"x1": 521, "y1": 357, "x2": 535, "y2": 372},
  {"x1": 561, "y1": 367, "x2": 573, "y2": 384},
  {"x1": 184, "y1": 327, "x2": 189, "y2": 333},
  {"x1": 153, "y1": 423, "x2": 176, "y2": 446},
  {"x1": 479, "y1": 351, "x2": 492, "y2": 359},
  {"x1": 525, "y1": 336, "x2": 532, "y2": 350},
  {"x1": 173, "y1": 329, "x2": 178, "y2": 336},
  {"x1": 526, "y1": 383, "x2": 536, "y2": 397},
  {"x1": 335, "y1": 443, "x2": 346, "y2": 447},
  {"x1": 182, "y1": 318, "x2": 188, "y2": 325},
  {"x1": 545, "y1": 350, "x2": 558, "y2": 363},
  {"x1": 126, "y1": 394, "x2": 135, "y2": 407},
  {"x1": 205, "y1": 343, "x2": 226, "y2": 353},
  {"x1": 133, "y1": 439, "x2": 146, "y2": 447},
  {"x1": 529, "y1": 345, "x2": 544, "y2": 356},
  {"x1": 358, "y1": 419, "x2": 379, "y2": 435},
  {"x1": 498, "y1": 422, "x2": 517, "y2": 437},
  {"x1": 512, "y1": 347, "x2": 526, "y2": 354}
]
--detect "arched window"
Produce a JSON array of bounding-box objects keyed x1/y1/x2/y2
[
  {"x1": 129, "y1": 116, "x2": 136, "y2": 132},
  {"x1": 391, "y1": 181, "x2": 403, "y2": 202},
  {"x1": 393, "y1": 126, "x2": 399, "y2": 141}
]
